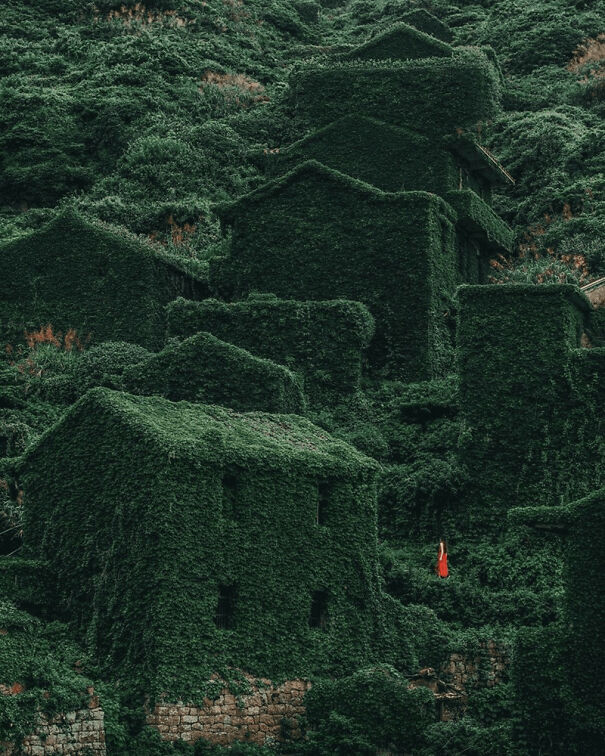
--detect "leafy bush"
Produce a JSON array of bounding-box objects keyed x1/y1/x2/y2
[{"x1": 301, "y1": 666, "x2": 435, "y2": 754}]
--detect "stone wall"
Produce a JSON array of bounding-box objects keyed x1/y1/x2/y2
[
  {"x1": 582, "y1": 277, "x2": 605, "y2": 308},
  {"x1": 440, "y1": 640, "x2": 510, "y2": 691},
  {"x1": 1, "y1": 699, "x2": 105, "y2": 755},
  {"x1": 147, "y1": 675, "x2": 311, "y2": 747}
]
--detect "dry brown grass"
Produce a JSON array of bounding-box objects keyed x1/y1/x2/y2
[
  {"x1": 199, "y1": 71, "x2": 269, "y2": 107},
  {"x1": 200, "y1": 71, "x2": 264, "y2": 93},
  {"x1": 568, "y1": 34, "x2": 605, "y2": 77},
  {"x1": 98, "y1": 3, "x2": 193, "y2": 27}
]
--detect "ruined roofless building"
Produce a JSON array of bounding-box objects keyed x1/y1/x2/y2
[{"x1": 211, "y1": 16, "x2": 514, "y2": 382}]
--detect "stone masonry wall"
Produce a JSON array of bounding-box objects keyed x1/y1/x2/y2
[
  {"x1": 147, "y1": 676, "x2": 311, "y2": 747},
  {"x1": 1, "y1": 701, "x2": 105, "y2": 755},
  {"x1": 440, "y1": 640, "x2": 510, "y2": 691}
]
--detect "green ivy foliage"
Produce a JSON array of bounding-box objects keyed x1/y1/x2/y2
[
  {"x1": 341, "y1": 21, "x2": 454, "y2": 61},
  {"x1": 0, "y1": 209, "x2": 206, "y2": 351},
  {"x1": 122, "y1": 332, "x2": 305, "y2": 414},
  {"x1": 266, "y1": 114, "x2": 463, "y2": 195},
  {"x1": 510, "y1": 488, "x2": 605, "y2": 753},
  {"x1": 0, "y1": 599, "x2": 92, "y2": 744},
  {"x1": 299, "y1": 666, "x2": 435, "y2": 755},
  {"x1": 18, "y1": 388, "x2": 409, "y2": 700},
  {"x1": 212, "y1": 162, "x2": 457, "y2": 381},
  {"x1": 456, "y1": 285, "x2": 604, "y2": 532},
  {"x1": 167, "y1": 295, "x2": 374, "y2": 399},
  {"x1": 445, "y1": 189, "x2": 513, "y2": 253},
  {"x1": 289, "y1": 49, "x2": 501, "y2": 136}
]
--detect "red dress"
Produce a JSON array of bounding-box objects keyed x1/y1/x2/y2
[{"x1": 437, "y1": 548, "x2": 448, "y2": 578}]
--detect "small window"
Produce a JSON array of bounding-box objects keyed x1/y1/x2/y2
[
  {"x1": 309, "y1": 590, "x2": 329, "y2": 630},
  {"x1": 316, "y1": 482, "x2": 331, "y2": 525},
  {"x1": 223, "y1": 473, "x2": 241, "y2": 520},
  {"x1": 214, "y1": 585, "x2": 236, "y2": 630}
]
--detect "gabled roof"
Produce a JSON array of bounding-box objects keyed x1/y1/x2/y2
[
  {"x1": 342, "y1": 22, "x2": 453, "y2": 62},
  {"x1": 23, "y1": 388, "x2": 376, "y2": 475},
  {"x1": 215, "y1": 160, "x2": 455, "y2": 225},
  {"x1": 442, "y1": 133, "x2": 514, "y2": 186},
  {"x1": 0, "y1": 208, "x2": 208, "y2": 284},
  {"x1": 400, "y1": 9, "x2": 454, "y2": 43},
  {"x1": 277, "y1": 114, "x2": 432, "y2": 156}
]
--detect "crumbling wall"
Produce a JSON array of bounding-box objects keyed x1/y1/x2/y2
[
  {"x1": 147, "y1": 676, "x2": 310, "y2": 747},
  {"x1": 1, "y1": 701, "x2": 105, "y2": 755}
]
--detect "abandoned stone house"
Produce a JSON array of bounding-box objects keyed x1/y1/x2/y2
[
  {"x1": 0, "y1": 209, "x2": 207, "y2": 351},
  {"x1": 19, "y1": 388, "x2": 382, "y2": 692},
  {"x1": 210, "y1": 20, "x2": 514, "y2": 382}
]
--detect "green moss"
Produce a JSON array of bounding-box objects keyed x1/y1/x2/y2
[
  {"x1": 167, "y1": 295, "x2": 373, "y2": 399},
  {"x1": 123, "y1": 332, "x2": 305, "y2": 413},
  {"x1": 213, "y1": 161, "x2": 457, "y2": 382}
]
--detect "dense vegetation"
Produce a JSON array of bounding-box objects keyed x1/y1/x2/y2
[{"x1": 1, "y1": 1, "x2": 604, "y2": 754}]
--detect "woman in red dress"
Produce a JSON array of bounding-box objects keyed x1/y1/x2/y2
[{"x1": 436, "y1": 537, "x2": 448, "y2": 578}]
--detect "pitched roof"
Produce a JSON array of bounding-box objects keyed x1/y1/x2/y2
[
  {"x1": 215, "y1": 160, "x2": 455, "y2": 224},
  {"x1": 0, "y1": 208, "x2": 208, "y2": 284},
  {"x1": 400, "y1": 9, "x2": 454, "y2": 43},
  {"x1": 23, "y1": 388, "x2": 376, "y2": 476},
  {"x1": 278, "y1": 114, "x2": 432, "y2": 155},
  {"x1": 342, "y1": 22, "x2": 454, "y2": 62}
]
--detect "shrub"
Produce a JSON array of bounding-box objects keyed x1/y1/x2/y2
[{"x1": 302, "y1": 666, "x2": 434, "y2": 754}]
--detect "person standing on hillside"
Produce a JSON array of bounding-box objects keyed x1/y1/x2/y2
[{"x1": 436, "y1": 537, "x2": 449, "y2": 578}]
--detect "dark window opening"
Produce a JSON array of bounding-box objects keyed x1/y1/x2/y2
[
  {"x1": 317, "y1": 482, "x2": 331, "y2": 525},
  {"x1": 214, "y1": 585, "x2": 236, "y2": 630},
  {"x1": 309, "y1": 590, "x2": 329, "y2": 630},
  {"x1": 223, "y1": 473, "x2": 242, "y2": 520}
]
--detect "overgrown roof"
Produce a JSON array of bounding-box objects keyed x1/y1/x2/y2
[
  {"x1": 278, "y1": 114, "x2": 432, "y2": 155},
  {"x1": 215, "y1": 159, "x2": 456, "y2": 225},
  {"x1": 23, "y1": 388, "x2": 377, "y2": 477},
  {"x1": 0, "y1": 208, "x2": 208, "y2": 285},
  {"x1": 400, "y1": 8, "x2": 454, "y2": 43},
  {"x1": 341, "y1": 22, "x2": 454, "y2": 62}
]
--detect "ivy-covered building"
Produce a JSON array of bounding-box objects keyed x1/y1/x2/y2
[
  {"x1": 211, "y1": 161, "x2": 457, "y2": 382},
  {"x1": 510, "y1": 487, "x2": 605, "y2": 751},
  {"x1": 0, "y1": 209, "x2": 207, "y2": 350},
  {"x1": 19, "y1": 388, "x2": 382, "y2": 697},
  {"x1": 212, "y1": 21, "x2": 513, "y2": 382},
  {"x1": 122, "y1": 331, "x2": 305, "y2": 414},
  {"x1": 457, "y1": 284, "x2": 604, "y2": 530},
  {"x1": 166, "y1": 294, "x2": 374, "y2": 399}
]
